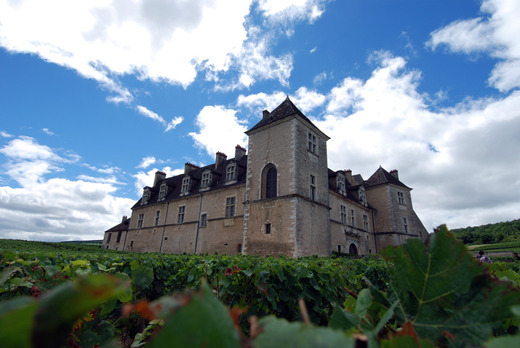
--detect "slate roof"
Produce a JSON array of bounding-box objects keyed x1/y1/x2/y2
[
  {"x1": 246, "y1": 96, "x2": 319, "y2": 134},
  {"x1": 105, "y1": 217, "x2": 130, "y2": 233},
  {"x1": 132, "y1": 154, "x2": 248, "y2": 209},
  {"x1": 365, "y1": 166, "x2": 410, "y2": 189}
]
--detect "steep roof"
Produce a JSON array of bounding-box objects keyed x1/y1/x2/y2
[
  {"x1": 246, "y1": 96, "x2": 321, "y2": 134},
  {"x1": 365, "y1": 167, "x2": 410, "y2": 189},
  {"x1": 105, "y1": 217, "x2": 130, "y2": 233},
  {"x1": 133, "y1": 154, "x2": 248, "y2": 209}
]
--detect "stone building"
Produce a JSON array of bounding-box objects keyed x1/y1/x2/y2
[{"x1": 103, "y1": 97, "x2": 428, "y2": 256}]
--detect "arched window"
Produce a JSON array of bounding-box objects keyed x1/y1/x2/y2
[
  {"x1": 261, "y1": 164, "x2": 277, "y2": 198},
  {"x1": 349, "y1": 243, "x2": 358, "y2": 255}
]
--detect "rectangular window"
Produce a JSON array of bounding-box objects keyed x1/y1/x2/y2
[
  {"x1": 200, "y1": 213, "x2": 207, "y2": 228},
  {"x1": 137, "y1": 213, "x2": 144, "y2": 228},
  {"x1": 225, "y1": 197, "x2": 236, "y2": 218},
  {"x1": 350, "y1": 209, "x2": 355, "y2": 226},
  {"x1": 340, "y1": 205, "x2": 347, "y2": 224},
  {"x1": 226, "y1": 163, "x2": 237, "y2": 181},
  {"x1": 363, "y1": 214, "x2": 369, "y2": 230},
  {"x1": 107, "y1": 233, "x2": 112, "y2": 243},
  {"x1": 116, "y1": 231, "x2": 122, "y2": 243},
  {"x1": 337, "y1": 245, "x2": 341, "y2": 253},
  {"x1": 237, "y1": 244, "x2": 242, "y2": 253},
  {"x1": 155, "y1": 210, "x2": 161, "y2": 226},
  {"x1": 201, "y1": 171, "x2": 211, "y2": 188},
  {"x1": 181, "y1": 177, "x2": 191, "y2": 193},
  {"x1": 398, "y1": 192, "x2": 405, "y2": 205},
  {"x1": 130, "y1": 241, "x2": 134, "y2": 248},
  {"x1": 403, "y1": 217, "x2": 408, "y2": 233},
  {"x1": 265, "y1": 223, "x2": 271, "y2": 234},
  {"x1": 177, "y1": 206, "x2": 185, "y2": 224},
  {"x1": 308, "y1": 132, "x2": 317, "y2": 154},
  {"x1": 310, "y1": 175, "x2": 316, "y2": 200}
]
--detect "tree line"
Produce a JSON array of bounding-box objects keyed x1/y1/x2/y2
[{"x1": 452, "y1": 219, "x2": 520, "y2": 245}]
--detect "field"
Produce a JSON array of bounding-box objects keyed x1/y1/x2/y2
[{"x1": 1, "y1": 226, "x2": 520, "y2": 347}]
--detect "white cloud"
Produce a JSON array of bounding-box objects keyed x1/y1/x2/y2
[
  {"x1": 136, "y1": 105, "x2": 184, "y2": 131},
  {"x1": 314, "y1": 51, "x2": 520, "y2": 231},
  {"x1": 0, "y1": 136, "x2": 134, "y2": 241},
  {"x1": 428, "y1": 0, "x2": 520, "y2": 91},
  {"x1": 1, "y1": 131, "x2": 13, "y2": 138},
  {"x1": 137, "y1": 156, "x2": 156, "y2": 169},
  {"x1": 134, "y1": 166, "x2": 182, "y2": 194},
  {"x1": 42, "y1": 128, "x2": 55, "y2": 136},
  {"x1": 189, "y1": 105, "x2": 248, "y2": 157},
  {"x1": 257, "y1": 0, "x2": 326, "y2": 23}
]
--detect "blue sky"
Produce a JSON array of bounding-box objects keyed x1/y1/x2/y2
[{"x1": 1, "y1": 0, "x2": 519, "y2": 241}]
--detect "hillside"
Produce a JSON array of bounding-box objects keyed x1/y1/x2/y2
[{"x1": 452, "y1": 219, "x2": 520, "y2": 245}]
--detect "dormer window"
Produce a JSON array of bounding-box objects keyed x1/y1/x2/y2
[
  {"x1": 308, "y1": 132, "x2": 317, "y2": 154},
  {"x1": 159, "y1": 182, "x2": 168, "y2": 200},
  {"x1": 181, "y1": 176, "x2": 191, "y2": 194},
  {"x1": 201, "y1": 170, "x2": 212, "y2": 189},
  {"x1": 142, "y1": 188, "x2": 150, "y2": 204},
  {"x1": 226, "y1": 162, "x2": 237, "y2": 182},
  {"x1": 359, "y1": 187, "x2": 367, "y2": 206},
  {"x1": 337, "y1": 173, "x2": 346, "y2": 194}
]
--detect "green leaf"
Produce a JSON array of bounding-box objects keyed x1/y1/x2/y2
[
  {"x1": 382, "y1": 225, "x2": 520, "y2": 347},
  {"x1": 148, "y1": 281, "x2": 240, "y2": 348},
  {"x1": 329, "y1": 305, "x2": 359, "y2": 331},
  {"x1": 32, "y1": 274, "x2": 131, "y2": 347},
  {"x1": 255, "y1": 316, "x2": 355, "y2": 348},
  {"x1": 0, "y1": 297, "x2": 38, "y2": 348}
]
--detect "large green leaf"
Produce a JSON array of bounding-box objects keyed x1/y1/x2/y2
[
  {"x1": 255, "y1": 316, "x2": 355, "y2": 348},
  {"x1": 148, "y1": 282, "x2": 240, "y2": 348},
  {"x1": 382, "y1": 225, "x2": 520, "y2": 347}
]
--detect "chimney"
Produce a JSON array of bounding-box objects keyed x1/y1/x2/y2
[
  {"x1": 344, "y1": 169, "x2": 352, "y2": 184},
  {"x1": 122, "y1": 215, "x2": 127, "y2": 223},
  {"x1": 262, "y1": 110, "x2": 270, "y2": 119},
  {"x1": 390, "y1": 169, "x2": 399, "y2": 180},
  {"x1": 184, "y1": 162, "x2": 199, "y2": 174},
  {"x1": 153, "y1": 171, "x2": 166, "y2": 187},
  {"x1": 235, "y1": 145, "x2": 246, "y2": 160},
  {"x1": 215, "y1": 152, "x2": 227, "y2": 169}
]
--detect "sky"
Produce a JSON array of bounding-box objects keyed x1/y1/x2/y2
[{"x1": 0, "y1": 0, "x2": 519, "y2": 242}]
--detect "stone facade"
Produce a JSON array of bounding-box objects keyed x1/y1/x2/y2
[{"x1": 103, "y1": 97, "x2": 428, "y2": 256}]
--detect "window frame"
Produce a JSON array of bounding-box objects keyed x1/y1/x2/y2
[
  {"x1": 307, "y1": 132, "x2": 317, "y2": 154},
  {"x1": 181, "y1": 176, "x2": 191, "y2": 194},
  {"x1": 155, "y1": 210, "x2": 161, "y2": 226},
  {"x1": 201, "y1": 170, "x2": 212, "y2": 189},
  {"x1": 398, "y1": 191, "x2": 405, "y2": 205},
  {"x1": 340, "y1": 205, "x2": 347, "y2": 224},
  {"x1": 225, "y1": 197, "x2": 236, "y2": 218},
  {"x1": 225, "y1": 162, "x2": 237, "y2": 182},
  {"x1": 177, "y1": 206, "x2": 186, "y2": 224},
  {"x1": 310, "y1": 174, "x2": 316, "y2": 201},
  {"x1": 200, "y1": 213, "x2": 207, "y2": 228},
  {"x1": 159, "y1": 182, "x2": 168, "y2": 200},
  {"x1": 137, "y1": 213, "x2": 144, "y2": 229}
]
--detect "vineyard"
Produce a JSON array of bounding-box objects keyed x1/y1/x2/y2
[{"x1": 1, "y1": 226, "x2": 520, "y2": 347}]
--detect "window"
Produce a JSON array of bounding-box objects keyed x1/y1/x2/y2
[
  {"x1": 340, "y1": 205, "x2": 347, "y2": 224},
  {"x1": 142, "y1": 188, "x2": 150, "y2": 204},
  {"x1": 350, "y1": 209, "x2": 355, "y2": 226},
  {"x1": 177, "y1": 206, "x2": 185, "y2": 224},
  {"x1": 310, "y1": 175, "x2": 316, "y2": 200},
  {"x1": 363, "y1": 214, "x2": 369, "y2": 230},
  {"x1": 117, "y1": 231, "x2": 122, "y2": 243},
  {"x1": 107, "y1": 233, "x2": 112, "y2": 243},
  {"x1": 237, "y1": 244, "x2": 242, "y2": 253},
  {"x1": 130, "y1": 241, "x2": 134, "y2": 248},
  {"x1": 398, "y1": 192, "x2": 405, "y2": 205},
  {"x1": 337, "y1": 245, "x2": 341, "y2": 253},
  {"x1": 265, "y1": 223, "x2": 271, "y2": 234},
  {"x1": 181, "y1": 176, "x2": 191, "y2": 194},
  {"x1": 200, "y1": 213, "x2": 207, "y2": 228},
  {"x1": 308, "y1": 132, "x2": 317, "y2": 154},
  {"x1": 337, "y1": 174, "x2": 346, "y2": 194},
  {"x1": 137, "y1": 213, "x2": 144, "y2": 228},
  {"x1": 264, "y1": 165, "x2": 277, "y2": 198},
  {"x1": 155, "y1": 210, "x2": 161, "y2": 226},
  {"x1": 403, "y1": 217, "x2": 408, "y2": 233},
  {"x1": 226, "y1": 162, "x2": 237, "y2": 181},
  {"x1": 201, "y1": 170, "x2": 212, "y2": 189},
  {"x1": 359, "y1": 187, "x2": 367, "y2": 205},
  {"x1": 159, "y1": 183, "x2": 168, "y2": 200},
  {"x1": 226, "y1": 197, "x2": 236, "y2": 218}
]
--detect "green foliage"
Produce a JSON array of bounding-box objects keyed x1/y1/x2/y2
[
  {"x1": 0, "y1": 227, "x2": 519, "y2": 347},
  {"x1": 453, "y1": 219, "x2": 520, "y2": 245}
]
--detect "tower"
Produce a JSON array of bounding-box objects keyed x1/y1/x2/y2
[{"x1": 242, "y1": 97, "x2": 331, "y2": 256}]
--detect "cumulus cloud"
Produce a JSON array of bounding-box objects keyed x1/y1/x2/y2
[
  {"x1": 0, "y1": 136, "x2": 134, "y2": 241},
  {"x1": 427, "y1": 0, "x2": 520, "y2": 91},
  {"x1": 137, "y1": 156, "x2": 156, "y2": 169},
  {"x1": 314, "y1": 52, "x2": 520, "y2": 231},
  {"x1": 257, "y1": 0, "x2": 326, "y2": 24},
  {"x1": 136, "y1": 105, "x2": 184, "y2": 131},
  {"x1": 189, "y1": 105, "x2": 248, "y2": 157},
  {"x1": 134, "y1": 166, "x2": 183, "y2": 194}
]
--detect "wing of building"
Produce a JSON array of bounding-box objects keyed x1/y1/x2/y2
[{"x1": 103, "y1": 97, "x2": 429, "y2": 256}]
